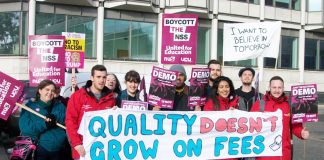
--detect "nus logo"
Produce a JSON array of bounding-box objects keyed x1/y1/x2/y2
[{"x1": 164, "y1": 56, "x2": 175, "y2": 62}]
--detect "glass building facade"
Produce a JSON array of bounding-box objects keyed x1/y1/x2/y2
[{"x1": 1, "y1": 0, "x2": 324, "y2": 70}]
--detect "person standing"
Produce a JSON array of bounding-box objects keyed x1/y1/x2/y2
[
  {"x1": 19, "y1": 80, "x2": 67, "y2": 160},
  {"x1": 65, "y1": 65, "x2": 116, "y2": 159},
  {"x1": 116, "y1": 70, "x2": 141, "y2": 107},
  {"x1": 203, "y1": 76, "x2": 238, "y2": 160},
  {"x1": 250, "y1": 76, "x2": 309, "y2": 160},
  {"x1": 153, "y1": 65, "x2": 200, "y2": 111},
  {"x1": 206, "y1": 60, "x2": 222, "y2": 99},
  {"x1": 204, "y1": 76, "x2": 239, "y2": 112},
  {"x1": 105, "y1": 73, "x2": 122, "y2": 98},
  {"x1": 235, "y1": 67, "x2": 260, "y2": 112}
]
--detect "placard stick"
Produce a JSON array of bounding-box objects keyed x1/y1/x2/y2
[
  {"x1": 16, "y1": 103, "x2": 66, "y2": 130},
  {"x1": 71, "y1": 68, "x2": 76, "y2": 93},
  {"x1": 304, "y1": 123, "x2": 307, "y2": 160}
]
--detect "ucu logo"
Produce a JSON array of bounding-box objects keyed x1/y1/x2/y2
[{"x1": 181, "y1": 57, "x2": 192, "y2": 62}]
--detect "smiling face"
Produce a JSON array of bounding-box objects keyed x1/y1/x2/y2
[
  {"x1": 217, "y1": 80, "x2": 230, "y2": 98},
  {"x1": 106, "y1": 74, "x2": 117, "y2": 91},
  {"x1": 269, "y1": 79, "x2": 284, "y2": 98},
  {"x1": 126, "y1": 80, "x2": 139, "y2": 96},
  {"x1": 39, "y1": 84, "x2": 56, "y2": 103}
]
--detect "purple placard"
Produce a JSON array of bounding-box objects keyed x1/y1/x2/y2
[
  {"x1": 121, "y1": 100, "x2": 148, "y2": 111},
  {"x1": 0, "y1": 72, "x2": 25, "y2": 120},
  {"x1": 188, "y1": 68, "x2": 210, "y2": 107},
  {"x1": 161, "y1": 14, "x2": 198, "y2": 64},
  {"x1": 148, "y1": 66, "x2": 178, "y2": 109},
  {"x1": 29, "y1": 35, "x2": 66, "y2": 87},
  {"x1": 291, "y1": 84, "x2": 318, "y2": 123}
]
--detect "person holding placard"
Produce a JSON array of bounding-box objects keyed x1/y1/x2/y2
[
  {"x1": 153, "y1": 65, "x2": 200, "y2": 111},
  {"x1": 250, "y1": 76, "x2": 309, "y2": 160},
  {"x1": 206, "y1": 60, "x2": 222, "y2": 99},
  {"x1": 116, "y1": 70, "x2": 142, "y2": 107},
  {"x1": 65, "y1": 65, "x2": 116, "y2": 159},
  {"x1": 19, "y1": 80, "x2": 67, "y2": 160}
]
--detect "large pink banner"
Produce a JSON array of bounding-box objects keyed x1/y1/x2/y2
[
  {"x1": 161, "y1": 14, "x2": 198, "y2": 64},
  {"x1": 0, "y1": 72, "x2": 25, "y2": 120},
  {"x1": 28, "y1": 35, "x2": 66, "y2": 87}
]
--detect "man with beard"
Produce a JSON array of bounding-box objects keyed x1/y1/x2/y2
[
  {"x1": 153, "y1": 65, "x2": 200, "y2": 111},
  {"x1": 235, "y1": 67, "x2": 259, "y2": 112},
  {"x1": 206, "y1": 60, "x2": 222, "y2": 99}
]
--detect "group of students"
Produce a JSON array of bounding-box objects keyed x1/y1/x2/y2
[{"x1": 19, "y1": 61, "x2": 310, "y2": 160}]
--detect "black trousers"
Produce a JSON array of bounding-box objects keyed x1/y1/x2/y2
[{"x1": 35, "y1": 145, "x2": 61, "y2": 160}]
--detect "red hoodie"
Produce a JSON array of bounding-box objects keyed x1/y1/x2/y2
[
  {"x1": 204, "y1": 96, "x2": 239, "y2": 160},
  {"x1": 250, "y1": 92, "x2": 303, "y2": 160},
  {"x1": 65, "y1": 81, "x2": 116, "y2": 159}
]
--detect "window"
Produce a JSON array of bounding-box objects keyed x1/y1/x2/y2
[
  {"x1": 217, "y1": 29, "x2": 223, "y2": 62},
  {"x1": 308, "y1": 0, "x2": 322, "y2": 11},
  {"x1": 265, "y1": 0, "x2": 301, "y2": 10},
  {"x1": 36, "y1": 13, "x2": 96, "y2": 58},
  {"x1": 67, "y1": 16, "x2": 96, "y2": 58},
  {"x1": 265, "y1": 0, "x2": 274, "y2": 6},
  {"x1": 279, "y1": 36, "x2": 298, "y2": 69},
  {"x1": 276, "y1": 0, "x2": 290, "y2": 8},
  {"x1": 264, "y1": 36, "x2": 298, "y2": 69},
  {"x1": 197, "y1": 26, "x2": 210, "y2": 64},
  {"x1": 292, "y1": 0, "x2": 301, "y2": 10},
  {"x1": 0, "y1": 12, "x2": 27, "y2": 55},
  {"x1": 249, "y1": 0, "x2": 260, "y2": 4},
  {"x1": 304, "y1": 39, "x2": 317, "y2": 70},
  {"x1": 22, "y1": 12, "x2": 28, "y2": 55},
  {"x1": 264, "y1": 57, "x2": 276, "y2": 68},
  {"x1": 320, "y1": 41, "x2": 324, "y2": 70},
  {"x1": 36, "y1": 13, "x2": 65, "y2": 35},
  {"x1": 103, "y1": 19, "x2": 156, "y2": 61},
  {"x1": 231, "y1": 0, "x2": 259, "y2": 4}
]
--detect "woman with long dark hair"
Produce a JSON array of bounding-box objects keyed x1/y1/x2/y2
[
  {"x1": 19, "y1": 79, "x2": 67, "y2": 160},
  {"x1": 204, "y1": 76, "x2": 239, "y2": 111},
  {"x1": 203, "y1": 76, "x2": 239, "y2": 160}
]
